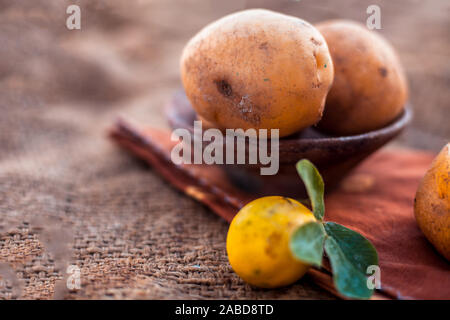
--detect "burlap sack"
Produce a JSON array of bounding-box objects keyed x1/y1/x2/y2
[{"x1": 0, "y1": 0, "x2": 448, "y2": 299}]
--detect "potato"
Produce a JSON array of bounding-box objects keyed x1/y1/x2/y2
[
  {"x1": 180, "y1": 9, "x2": 334, "y2": 137},
  {"x1": 316, "y1": 20, "x2": 408, "y2": 135},
  {"x1": 414, "y1": 143, "x2": 450, "y2": 261}
]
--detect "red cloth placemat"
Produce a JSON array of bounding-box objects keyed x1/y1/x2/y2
[{"x1": 110, "y1": 120, "x2": 450, "y2": 300}]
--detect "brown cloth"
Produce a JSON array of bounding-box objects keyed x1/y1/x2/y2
[{"x1": 110, "y1": 120, "x2": 450, "y2": 300}]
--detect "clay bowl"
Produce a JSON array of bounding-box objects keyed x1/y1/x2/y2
[{"x1": 166, "y1": 90, "x2": 412, "y2": 197}]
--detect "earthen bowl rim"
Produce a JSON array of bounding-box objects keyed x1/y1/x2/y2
[
  {"x1": 280, "y1": 105, "x2": 413, "y2": 147},
  {"x1": 166, "y1": 91, "x2": 412, "y2": 148}
]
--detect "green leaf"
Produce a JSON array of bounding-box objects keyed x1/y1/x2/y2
[
  {"x1": 324, "y1": 222, "x2": 378, "y2": 273},
  {"x1": 290, "y1": 222, "x2": 326, "y2": 267},
  {"x1": 296, "y1": 159, "x2": 325, "y2": 220},
  {"x1": 324, "y1": 237, "x2": 373, "y2": 299},
  {"x1": 296, "y1": 198, "x2": 311, "y2": 208}
]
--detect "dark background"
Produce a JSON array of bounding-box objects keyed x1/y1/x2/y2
[{"x1": 0, "y1": 0, "x2": 448, "y2": 299}]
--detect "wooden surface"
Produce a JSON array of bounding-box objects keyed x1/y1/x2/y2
[{"x1": 0, "y1": 0, "x2": 448, "y2": 299}]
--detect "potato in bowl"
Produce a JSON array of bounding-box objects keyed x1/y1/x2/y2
[
  {"x1": 316, "y1": 20, "x2": 408, "y2": 136},
  {"x1": 180, "y1": 9, "x2": 334, "y2": 138}
]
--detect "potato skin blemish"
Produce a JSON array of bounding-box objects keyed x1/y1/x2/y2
[{"x1": 215, "y1": 80, "x2": 233, "y2": 97}]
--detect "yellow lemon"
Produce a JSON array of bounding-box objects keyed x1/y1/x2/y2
[{"x1": 226, "y1": 196, "x2": 316, "y2": 288}]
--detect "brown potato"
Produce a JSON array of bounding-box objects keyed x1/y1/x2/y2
[
  {"x1": 316, "y1": 20, "x2": 408, "y2": 135},
  {"x1": 414, "y1": 143, "x2": 450, "y2": 261},
  {"x1": 180, "y1": 9, "x2": 334, "y2": 137}
]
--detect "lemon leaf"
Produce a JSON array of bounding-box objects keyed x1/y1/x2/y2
[
  {"x1": 296, "y1": 159, "x2": 325, "y2": 220},
  {"x1": 290, "y1": 221, "x2": 326, "y2": 267},
  {"x1": 324, "y1": 222, "x2": 378, "y2": 273},
  {"x1": 324, "y1": 237, "x2": 374, "y2": 299}
]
